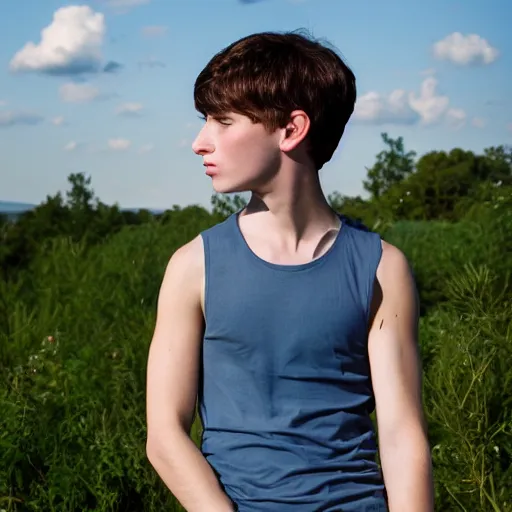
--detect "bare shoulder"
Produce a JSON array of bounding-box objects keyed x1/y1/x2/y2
[
  {"x1": 160, "y1": 235, "x2": 205, "y2": 301},
  {"x1": 369, "y1": 239, "x2": 418, "y2": 332},
  {"x1": 377, "y1": 239, "x2": 413, "y2": 282},
  {"x1": 165, "y1": 235, "x2": 204, "y2": 277}
]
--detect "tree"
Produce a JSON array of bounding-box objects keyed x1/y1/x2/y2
[
  {"x1": 363, "y1": 133, "x2": 416, "y2": 199},
  {"x1": 211, "y1": 193, "x2": 247, "y2": 219},
  {"x1": 66, "y1": 173, "x2": 96, "y2": 211}
]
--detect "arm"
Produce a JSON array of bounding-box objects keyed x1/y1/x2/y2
[
  {"x1": 368, "y1": 241, "x2": 434, "y2": 512},
  {"x1": 145, "y1": 236, "x2": 235, "y2": 512}
]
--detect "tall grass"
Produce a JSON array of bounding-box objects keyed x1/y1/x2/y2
[{"x1": 1, "y1": 210, "x2": 510, "y2": 511}]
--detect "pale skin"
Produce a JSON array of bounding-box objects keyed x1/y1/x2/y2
[{"x1": 145, "y1": 110, "x2": 434, "y2": 511}]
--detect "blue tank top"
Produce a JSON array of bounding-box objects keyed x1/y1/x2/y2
[{"x1": 198, "y1": 211, "x2": 388, "y2": 511}]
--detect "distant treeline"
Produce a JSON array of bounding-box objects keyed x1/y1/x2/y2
[{"x1": 1, "y1": 133, "x2": 510, "y2": 284}]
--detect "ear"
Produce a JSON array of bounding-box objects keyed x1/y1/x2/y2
[{"x1": 279, "y1": 110, "x2": 310, "y2": 153}]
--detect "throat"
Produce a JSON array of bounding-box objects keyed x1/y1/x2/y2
[{"x1": 237, "y1": 213, "x2": 342, "y2": 266}]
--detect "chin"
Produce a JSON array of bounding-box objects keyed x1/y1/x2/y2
[{"x1": 212, "y1": 179, "x2": 250, "y2": 195}]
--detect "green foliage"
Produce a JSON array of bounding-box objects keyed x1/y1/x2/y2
[
  {"x1": 381, "y1": 201, "x2": 511, "y2": 314},
  {"x1": 363, "y1": 133, "x2": 416, "y2": 199},
  {"x1": 420, "y1": 263, "x2": 512, "y2": 511},
  {"x1": 1, "y1": 138, "x2": 511, "y2": 511},
  {"x1": 0, "y1": 221, "x2": 213, "y2": 511}
]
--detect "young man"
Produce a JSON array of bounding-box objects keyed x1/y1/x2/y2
[{"x1": 145, "y1": 31, "x2": 434, "y2": 511}]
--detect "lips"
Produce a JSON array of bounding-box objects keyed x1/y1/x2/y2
[
  {"x1": 204, "y1": 162, "x2": 217, "y2": 174},
  {"x1": 204, "y1": 164, "x2": 217, "y2": 176}
]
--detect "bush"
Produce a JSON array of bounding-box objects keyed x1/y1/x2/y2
[
  {"x1": 420, "y1": 263, "x2": 512, "y2": 511},
  {"x1": 1, "y1": 203, "x2": 511, "y2": 511}
]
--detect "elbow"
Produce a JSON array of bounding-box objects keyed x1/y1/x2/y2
[
  {"x1": 145, "y1": 423, "x2": 188, "y2": 463},
  {"x1": 146, "y1": 436, "x2": 163, "y2": 465},
  {"x1": 379, "y1": 419, "x2": 430, "y2": 454},
  {"x1": 146, "y1": 437, "x2": 159, "y2": 463}
]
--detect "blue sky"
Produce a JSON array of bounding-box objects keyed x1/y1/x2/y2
[{"x1": 1, "y1": 0, "x2": 510, "y2": 210}]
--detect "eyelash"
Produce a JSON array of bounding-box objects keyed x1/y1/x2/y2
[{"x1": 198, "y1": 115, "x2": 231, "y2": 126}]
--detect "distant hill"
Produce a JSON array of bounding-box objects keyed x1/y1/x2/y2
[
  {"x1": 0, "y1": 201, "x2": 37, "y2": 221},
  {"x1": 0, "y1": 200, "x2": 167, "y2": 221},
  {"x1": 0, "y1": 200, "x2": 37, "y2": 213}
]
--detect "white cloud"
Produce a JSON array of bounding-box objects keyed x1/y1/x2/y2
[
  {"x1": 64, "y1": 141, "x2": 78, "y2": 151},
  {"x1": 52, "y1": 116, "x2": 65, "y2": 126},
  {"x1": 108, "y1": 138, "x2": 131, "y2": 151},
  {"x1": 178, "y1": 138, "x2": 189, "y2": 148},
  {"x1": 0, "y1": 110, "x2": 44, "y2": 127},
  {"x1": 10, "y1": 6, "x2": 107, "y2": 76},
  {"x1": 116, "y1": 102, "x2": 143, "y2": 116},
  {"x1": 0, "y1": 100, "x2": 6, "y2": 107},
  {"x1": 354, "y1": 77, "x2": 454, "y2": 126},
  {"x1": 139, "y1": 143, "x2": 155, "y2": 154},
  {"x1": 471, "y1": 117, "x2": 486, "y2": 129},
  {"x1": 446, "y1": 108, "x2": 467, "y2": 129},
  {"x1": 141, "y1": 25, "x2": 167, "y2": 37},
  {"x1": 408, "y1": 77, "x2": 450, "y2": 125},
  {"x1": 507, "y1": 123, "x2": 512, "y2": 133},
  {"x1": 354, "y1": 89, "x2": 418, "y2": 125},
  {"x1": 60, "y1": 82, "x2": 100, "y2": 103},
  {"x1": 433, "y1": 32, "x2": 499, "y2": 66}
]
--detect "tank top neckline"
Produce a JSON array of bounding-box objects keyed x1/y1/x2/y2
[{"x1": 230, "y1": 209, "x2": 347, "y2": 273}]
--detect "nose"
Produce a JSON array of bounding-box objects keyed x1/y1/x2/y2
[{"x1": 192, "y1": 127, "x2": 214, "y2": 156}]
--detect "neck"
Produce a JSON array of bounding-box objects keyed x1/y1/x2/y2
[{"x1": 242, "y1": 163, "x2": 339, "y2": 246}]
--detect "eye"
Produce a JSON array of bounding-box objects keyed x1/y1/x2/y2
[{"x1": 198, "y1": 115, "x2": 207, "y2": 122}]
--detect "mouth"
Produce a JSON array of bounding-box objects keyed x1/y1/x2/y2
[{"x1": 204, "y1": 163, "x2": 217, "y2": 176}]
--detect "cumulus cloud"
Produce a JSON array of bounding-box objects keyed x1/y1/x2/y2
[
  {"x1": 9, "y1": 5, "x2": 120, "y2": 76},
  {"x1": 433, "y1": 32, "x2": 499, "y2": 66},
  {"x1": 408, "y1": 77, "x2": 450, "y2": 125},
  {"x1": 354, "y1": 77, "x2": 456, "y2": 127},
  {"x1": 354, "y1": 89, "x2": 419, "y2": 125},
  {"x1": 116, "y1": 102, "x2": 143, "y2": 117},
  {"x1": 141, "y1": 25, "x2": 167, "y2": 37},
  {"x1": 0, "y1": 110, "x2": 44, "y2": 127},
  {"x1": 59, "y1": 83, "x2": 100, "y2": 103},
  {"x1": 108, "y1": 138, "x2": 131, "y2": 150}
]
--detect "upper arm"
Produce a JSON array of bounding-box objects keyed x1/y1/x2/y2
[
  {"x1": 146, "y1": 236, "x2": 205, "y2": 449},
  {"x1": 368, "y1": 241, "x2": 427, "y2": 440}
]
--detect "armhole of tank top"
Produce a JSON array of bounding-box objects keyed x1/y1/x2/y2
[
  {"x1": 365, "y1": 233, "x2": 383, "y2": 327},
  {"x1": 200, "y1": 232, "x2": 211, "y2": 322}
]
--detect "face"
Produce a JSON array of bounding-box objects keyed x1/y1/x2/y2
[{"x1": 191, "y1": 112, "x2": 283, "y2": 194}]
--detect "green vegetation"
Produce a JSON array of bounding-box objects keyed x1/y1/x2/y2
[{"x1": 1, "y1": 135, "x2": 511, "y2": 511}]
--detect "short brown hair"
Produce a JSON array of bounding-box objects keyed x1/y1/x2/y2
[{"x1": 193, "y1": 30, "x2": 356, "y2": 171}]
